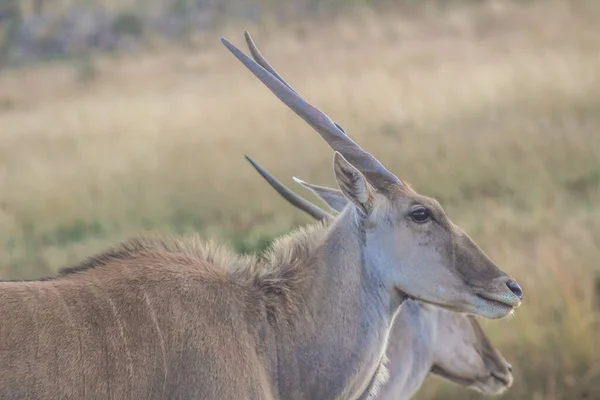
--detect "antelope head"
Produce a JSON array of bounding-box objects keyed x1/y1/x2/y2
[
  {"x1": 430, "y1": 308, "x2": 514, "y2": 395},
  {"x1": 247, "y1": 161, "x2": 515, "y2": 396},
  {"x1": 223, "y1": 32, "x2": 523, "y2": 319}
]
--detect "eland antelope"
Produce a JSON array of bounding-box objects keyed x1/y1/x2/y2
[
  {"x1": 246, "y1": 155, "x2": 515, "y2": 399},
  {"x1": 0, "y1": 32, "x2": 521, "y2": 400}
]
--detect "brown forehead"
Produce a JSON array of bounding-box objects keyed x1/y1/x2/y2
[{"x1": 389, "y1": 184, "x2": 445, "y2": 214}]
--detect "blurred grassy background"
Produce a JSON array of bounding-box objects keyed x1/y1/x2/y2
[{"x1": 0, "y1": 0, "x2": 599, "y2": 398}]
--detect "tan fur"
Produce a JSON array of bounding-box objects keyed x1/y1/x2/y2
[
  {"x1": 64, "y1": 226, "x2": 329, "y2": 327},
  {"x1": 0, "y1": 226, "x2": 335, "y2": 399}
]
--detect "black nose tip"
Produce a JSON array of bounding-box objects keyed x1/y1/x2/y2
[{"x1": 506, "y1": 280, "x2": 523, "y2": 299}]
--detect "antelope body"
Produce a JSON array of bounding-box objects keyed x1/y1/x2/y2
[
  {"x1": 0, "y1": 32, "x2": 522, "y2": 399},
  {"x1": 246, "y1": 157, "x2": 514, "y2": 399}
]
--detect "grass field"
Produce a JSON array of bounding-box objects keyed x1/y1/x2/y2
[{"x1": 0, "y1": 0, "x2": 599, "y2": 398}]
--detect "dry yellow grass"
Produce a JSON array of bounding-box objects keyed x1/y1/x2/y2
[{"x1": 0, "y1": 1, "x2": 599, "y2": 398}]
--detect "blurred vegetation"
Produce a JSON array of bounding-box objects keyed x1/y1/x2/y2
[
  {"x1": 0, "y1": 0, "x2": 599, "y2": 399},
  {"x1": 0, "y1": 0, "x2": 583, "y2": 66}
]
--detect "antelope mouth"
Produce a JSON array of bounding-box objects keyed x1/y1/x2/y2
[
  {"x1": 430, "y1": 366, "x2": 477, "y2": 387},
  {"x1": 490, "y1": 371, "x2": 512, "y2": 387},
  {"x1": 475, "y1": 293, "x2": 518, "y2": 310},
  {"x1": 468, "y1": 373, "x2": 512, "y2": 396}
]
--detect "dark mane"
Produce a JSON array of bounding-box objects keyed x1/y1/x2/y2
[
  {"x1": 52, "y1": 236, "x2": 238, "y2": 278},
  {"x1": 58, "y1": 246, "x2": 136, "y2": 277},
  {"x1": 0, "y1": 238, "x2": 156, "y2": 282}
]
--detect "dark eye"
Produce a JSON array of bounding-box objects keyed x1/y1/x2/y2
[{"x1": 410, "y1": 207, "x2": 431, "y2": 224}]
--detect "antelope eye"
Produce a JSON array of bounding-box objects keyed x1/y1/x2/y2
[{"x1": 410, "y1": 207, "x2": 431, "y2": 223}]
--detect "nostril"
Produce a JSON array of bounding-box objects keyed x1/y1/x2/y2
[
  {"x1": 506, "y1": 280, "x2": 523, "y2": 299},
  {"x1": 506, "y1": 362, "x2": 513, "y2": 372}
]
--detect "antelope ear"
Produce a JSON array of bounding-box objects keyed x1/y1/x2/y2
[
  {"x1": 292, "y1": 178, "x2": 348, "y2": 213},
  {"x1": 332, "y1": 152, "x2": 374, "y2": 215}
]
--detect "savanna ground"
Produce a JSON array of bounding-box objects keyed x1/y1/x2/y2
[{"x1": 0, "y1": 0, "x2": 599, "y2": 398}]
